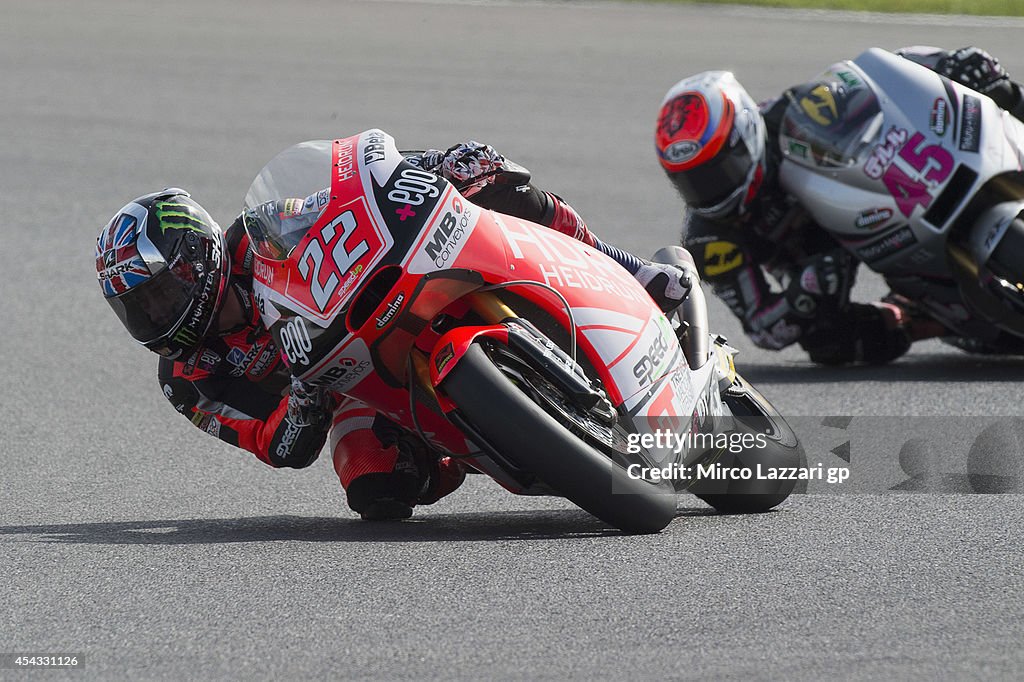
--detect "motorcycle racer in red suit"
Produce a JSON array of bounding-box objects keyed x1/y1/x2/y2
[
  {"x1": 96, "y1": 141, "x2": 692, "y2": 520},
  {"x1": 655, "y1": 47, "x2": 1024, "y2": 364}
]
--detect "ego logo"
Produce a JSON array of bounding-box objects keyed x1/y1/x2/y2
[
  {"x1": 387, "y1": 168, "x2": 440, "y2": 206},
  {"x1": 279, "y1": 317, "x2": 313, "y2": 367}
]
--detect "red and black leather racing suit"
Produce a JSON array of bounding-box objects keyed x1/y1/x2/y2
[
  {"x1": 158, "y1": 177, "x2": 604, "y2": 514},
  {"x1": 684, "y1": 47, "x2": 1024, "y2": 364}
]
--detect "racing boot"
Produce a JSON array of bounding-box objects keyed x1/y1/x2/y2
[{"x1": 351, "y1": 438, "x2": 466, "y2": 521}]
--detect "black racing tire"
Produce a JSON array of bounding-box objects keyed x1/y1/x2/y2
[
  {"x1": 440, "y1": 343, "x2": 677, "y2": 534},
  {"x1": 686, "y1": 375, "x2": 804, "y2": 514}
]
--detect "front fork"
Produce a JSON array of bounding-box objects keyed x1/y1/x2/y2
[
  {"x1": 419, "y1": 291, "x2": 614, "y2": 422},
  {"x1": 408, "y1": 291, "x2": 518, "y2": 406}
]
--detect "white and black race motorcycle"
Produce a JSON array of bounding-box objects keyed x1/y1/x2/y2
[{"x1": 779, "y1": 48, "x2": 1024, "y2": 351}]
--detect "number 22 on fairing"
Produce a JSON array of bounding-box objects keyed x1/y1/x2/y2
[
  {"x1": 292, "y1": 198, "x2": 391, "y2": 317},
  {"x1": 298, "y1": 210, "x2": 367, "y2": 312}
]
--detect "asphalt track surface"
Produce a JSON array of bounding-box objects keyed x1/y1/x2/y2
[{"x1": 4, "y1": 1, "x2": 1024, "y2": 679}]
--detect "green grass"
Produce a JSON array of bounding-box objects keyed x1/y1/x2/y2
[{"x1": 647, "y1": 0, "x2": 1024, "y2": 16}]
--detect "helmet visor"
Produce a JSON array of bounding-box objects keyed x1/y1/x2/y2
[
  {"x1": 669, "y1": 136, "x2": 754, "y2": 209},
  {"x1": 104, "y1": 262, "x2": 200, "y2": 344}
]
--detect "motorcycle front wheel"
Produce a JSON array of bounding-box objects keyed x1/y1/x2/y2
[{"x1": 440, "y1": 342, "x2": 677, "y2": 534}]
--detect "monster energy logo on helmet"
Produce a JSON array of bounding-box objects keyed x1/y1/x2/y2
[
  {"x1": 155, "y1": 200, "x2": 209, "y2": 234},
  {"x1": 173, "y1": 326, "x2": 200, "y2": 346}
]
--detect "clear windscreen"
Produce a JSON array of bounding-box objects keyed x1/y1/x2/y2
[{"x1": 242, "y1": 140, "x2": 334, "y2": 260}]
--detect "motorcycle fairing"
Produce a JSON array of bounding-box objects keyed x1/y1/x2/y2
[
  {"x1": 244, "y1": 129, "x2": 708, "y2": 468},
  {"x1": 247, "y1": 130, "x2": 458, "y2": 377},
  {"x1": 779, "y1": 48, "x2": 1024, "y2": 279},
  {"x1": 478, "y1": 213, "x2": 697, "y2": 407}
]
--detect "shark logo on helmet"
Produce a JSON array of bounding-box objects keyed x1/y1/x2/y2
[{"x1": 96, "y1": 213, "x2": 151, "y2": 295}]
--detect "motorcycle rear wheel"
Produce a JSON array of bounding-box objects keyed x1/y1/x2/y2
[{"x1": 686, "y1": 375, "x2": 804, "y2": 514}]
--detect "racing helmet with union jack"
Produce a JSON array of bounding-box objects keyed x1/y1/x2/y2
[
  {"x1": 655, "y1": 71, "x2": 767, "y2": 218},
  {"x1": 95, "y1": 189, "x2": 229, "y2": 359}
]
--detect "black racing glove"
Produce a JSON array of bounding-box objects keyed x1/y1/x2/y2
[
  {"x1": 936, "y1": 47, "x2": 1009, "y2": 95},
  {"x1": 266, "y1": 378, "x2": 338, "y2": 469},
  {"x1": 801, "y1": 303, "x2": 911, "y2": 366},
  {"x1": 287, "y1": 376, "x2": 338, "y2": 428},
  {"x1": 409, "y1": 141, "x2": 531, "y2": 197},
  {"x1": 784, "y1": 252, "x2": 854, "y2": 319},
  {"x1": 923, "y1": 47, "x2": 1024, "y2": 120}
]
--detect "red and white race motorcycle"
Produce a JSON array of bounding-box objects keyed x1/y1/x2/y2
[{"x1": 242, "y1": 130, "x2": 801, "y2": 534}]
